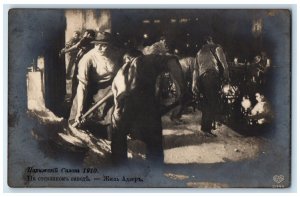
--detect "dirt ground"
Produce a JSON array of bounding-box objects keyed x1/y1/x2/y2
[
  {"x1": 162, "y1": 108, "x2": 264, "y2": 164},
  {"x1": 37, "y1": 105, "x2": 280, "y2": 188}
]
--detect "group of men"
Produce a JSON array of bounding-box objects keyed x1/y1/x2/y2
[
  {"x1": 59, "y1": 28, "x2": 275, "y2": 164},
  {"x1": 61, "y1": 30, "x2": 232, "y2": 139}
]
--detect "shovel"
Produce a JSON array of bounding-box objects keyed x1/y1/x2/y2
[{"x1": 70, "y1": 90, "x2": 114, "y2": 128}]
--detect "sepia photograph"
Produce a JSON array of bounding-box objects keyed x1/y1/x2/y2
[{"x1": 7, "y1": 8, "x2": 291, "y2": 188}]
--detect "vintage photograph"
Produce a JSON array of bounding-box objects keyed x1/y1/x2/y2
[{"x1": 8, "y1": 8, "x2": 291, "y2": 188}]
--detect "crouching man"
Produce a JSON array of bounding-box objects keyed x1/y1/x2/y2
[{"x1": 249, "y1": 92, "x2": 273, "y2": 125}]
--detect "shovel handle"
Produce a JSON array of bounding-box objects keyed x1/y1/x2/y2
[{"x1": 71, "y1": 90, "x2": 114, "y2": 128}]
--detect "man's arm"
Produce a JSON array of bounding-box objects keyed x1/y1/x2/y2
[
  {"x1": 61, "y1": 37, "x2": 85, "y2": 55},
  {"x1": 75, "y1": 82, "x2": 87, "y2": 125},
  {"x1": 61, "y1": 42, "x2": 81, "y2": 54},
  {"x1": 65, "y1": 38, "x2": 75, "y2": 48},
  {"x1": 216, "y1": 47, "x2": 230, "y2": 80},
  {"x1": 192, "y1": 52, "x2": 200, "y2": 95},
  {"x1": 74, "y1": 56, "x2": 90, "y2": 125},
  {"x1": 249, "y1": 102, "x2": 271, "y2": 120},
  {"x1": 192, "y1": 69, "x2": 199, "y2": 94}
]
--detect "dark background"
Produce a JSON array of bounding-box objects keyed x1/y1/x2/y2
[
  {"x1": 111, "y1": 9, "x2": 277, "y2": 59},
  {"x1": 8, "y1": 9, "x2": 290, "y2": 115}
]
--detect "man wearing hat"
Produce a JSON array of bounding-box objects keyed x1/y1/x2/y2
[{"x1": 69, "y1": 32, "x2": 119, "y2": 127}]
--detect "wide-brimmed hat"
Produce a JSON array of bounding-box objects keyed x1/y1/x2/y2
[{"x1": 91, "y1": 32, "x2": 112, "y2": 44}]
